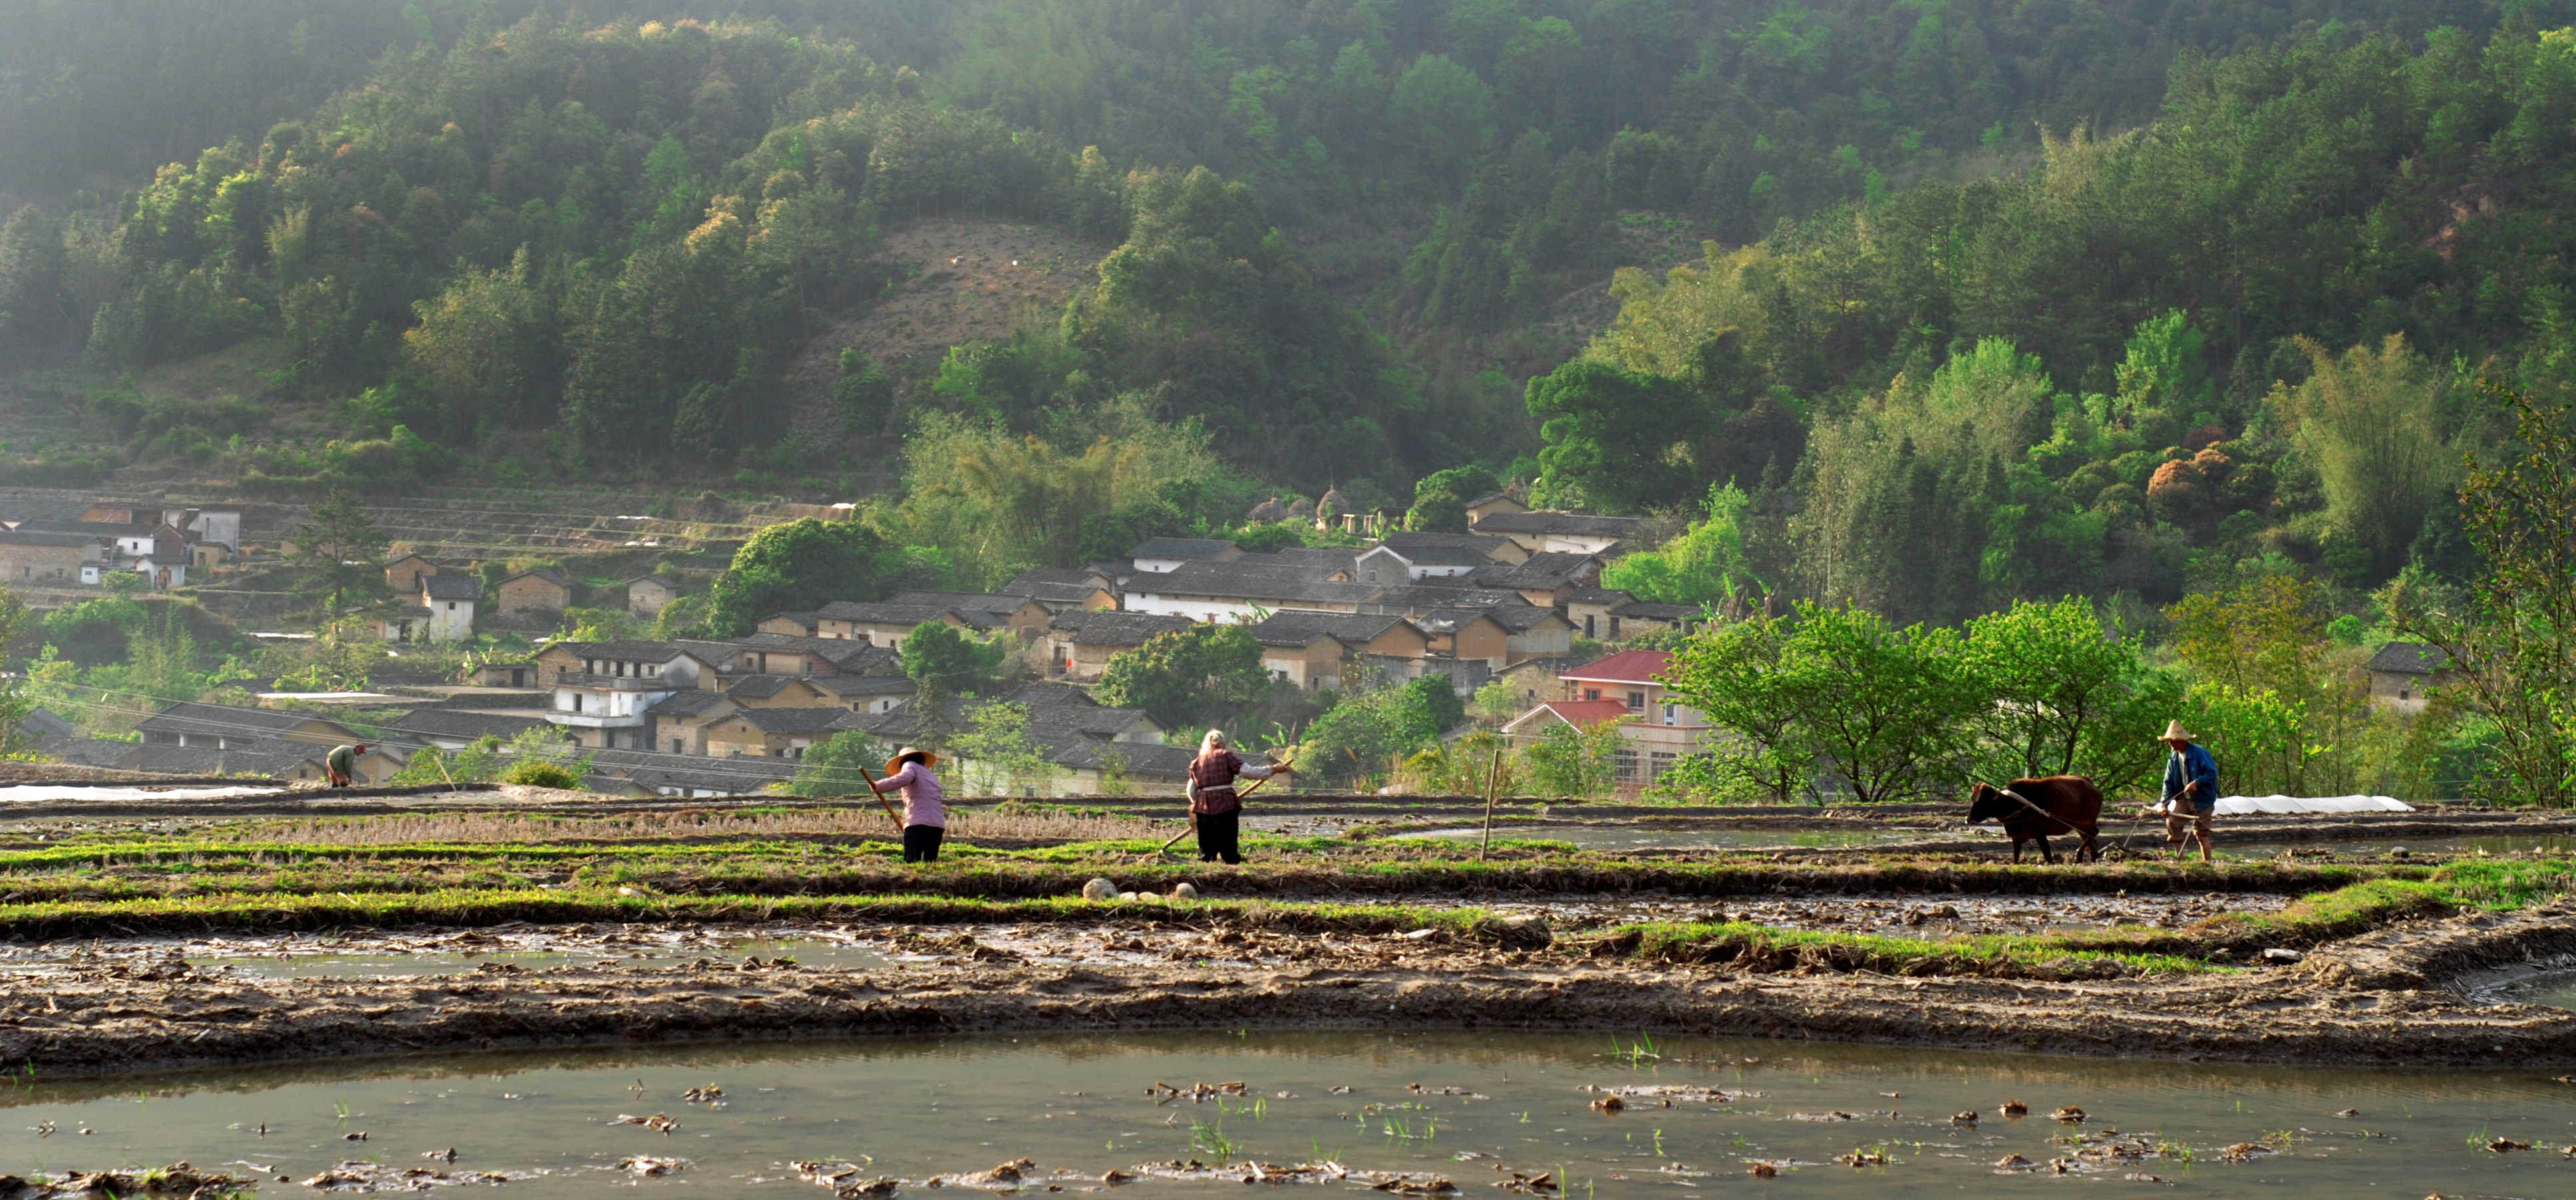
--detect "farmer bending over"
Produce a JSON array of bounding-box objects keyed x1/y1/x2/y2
[
  {"x1": 326, "y1": 743, "x2": 367, "y2": 788},
  {"x1": 2160, "y1": 720, "x2": 2219, "y2": 863},
  {"x1": 1186, "y1": 730, "x2": 1289, "y2": 865},
  {"x1": 868, "y1": 745, "x2": 947, "y2": 863}
]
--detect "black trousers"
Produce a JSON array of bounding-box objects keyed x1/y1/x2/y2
[
  {"x1": 903, "y1": 824, "x2": 945, "y2": 863},
  {"x1": 1195, "y1": 808, "x2": 1241, "y2": 864}
]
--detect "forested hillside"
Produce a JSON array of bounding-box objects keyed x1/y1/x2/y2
[{"x1": 3, "y1": 0, "x2": 2574, "y2": 613}]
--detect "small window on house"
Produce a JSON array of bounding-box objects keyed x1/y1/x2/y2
[
  {"x1": 2399, "y1": 689, "x2": 2410, "y2": 701},
  {"x1": 573, "y1": 694, "x2": 584, "y2": 712},
  {"x1": 1583, "y1": 688, "x2": 1601, "y2": 702},
  {"x1": 1626, "y1": 690, "x2": 1645, "y2": 711},
  {"x1": 671, "y1": 739, "x2": 684, "y2": 754},
  {"x1": 1614, "y1": 749, "x2": 1639, "y2": 782},
  {"x1": 1609, "y1": 617, "x2": 1621, "y2": 639}
]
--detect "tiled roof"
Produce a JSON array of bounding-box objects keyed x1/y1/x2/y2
[
  {"x1": 1364, "y1": 542, "x2": 1490, "y2": 567},
  {"x1": 1138, "y1": 562, "x2": 1382, "y2": 605},
  {"x1": 890, "y1": 590, "x2": 1038, "y2": 615},
  {"x1": 388, "y1": 709, "x2": 552, "y2": 740},
  {"x1": 645, "y1": 690, "x2": 733, "y2": 717},
  {"x1": 1471, "y1": 510, "x2": 1643, "y2": 537},
  {"x1": 805, "y1": 675, "x2": 918, "y2": 698},
  {"x1": 730, "y1": 708, "x2": 853, "y2": 735},
  {"x1": 1051, "y1": 609, "x2": 1196, "y2": 646},
  {"x1": 814, "y1": 601, "x2": 953, "y2": 624},
  {"x1": 629, "y1": 573, "x2": 681, "y2": 589},
  {"x1": 1128, "y1": 537, "x2": 1241, "y2": 560},
  {"x1": 422, "y1": 575, "x2": 481, "y2": 599},
  {"x1": 1003, "y1": 681, "x2": 1099, "y2": 708},
  {"x1": 135, "y1": 701, "x2": 347, "y2": 740},
  {"x1": 1559, "y1": 649, "x2": 1674, "y2": 685},
  {"x1": 506, "y1": 567, "x2": 571, "y2": 587},
  {"x1": 2368, "y1": 641, "x2": 2451, "y2": 675},
  {"x1": 721, "y1": 675, "x2": 811, "y2": 699},
  {"x1": 1251, "y1": 611, "x2": 1416, "y2": 644}
]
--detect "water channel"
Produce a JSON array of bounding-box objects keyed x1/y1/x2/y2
[{"x1": 4, "y1": 1032, "x2": 2573, "y2": 1196}]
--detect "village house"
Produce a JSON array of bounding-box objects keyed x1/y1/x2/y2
[
  {"x1": 418, "y1": 575, "x2": 479, "y2": 641},
  {"x1": 1249, "y1": 611, "x2": 1430, "y2": 663},
  {"x1": 1359, "y1": 583, "x2": 1531, "y2": 620},
  {"x1": 625, "y1": 574, "x2": 683, "y2": 615},
  {"x1": 1124, "y1": 558, "x2": 1382, "y2": 623},
  {"x1": 1414, "y1": 609, "x2": 1514, "y2": 669},
  {"x1": 805, "y1": 673, "x2": 917, "y2": 715},
  {"x1": 644, "y1": 690, "x2": 737, "y2": 756},
  {"x1": 716, "y1": 674, "x2": 838, "y2": 708},
  {"x1": 1564, "y1": 588, "x2": 1629, "y2": 640},
  {"x1": 1001, "y1": 567, "x2": 1120, "y2": 613},
  {"x1": 1607, "y1": 599, "x2": 1709, "y2": 637},
  {"x1": 724, "y1": 632, "x2": 902, "y2": 678},
  {"x1": 889, "y1": 590, "x2": 1052, "y2": 631},
  {"x1": 385, "y1": 553, "x2": 440, "y2": 594},
  {"x1": 384, "y1": 709, "x2": 555, "y2": 751},
  {"x1": 1507, "y1": 649, "x2": 1710, "y2": 794},
  {"x1": 1468, "y1": 510, "x2": 1642, "y2": 555},
  {"x1": 1127, "y1": 537, "x2": 1243, "y2": 573},
  {"x1": 1466, "y1": 552, "x2": 1601, "y2": 607},
  {"x1": 468, "y1": 659, "x2": 536, "y2": 688},
  {"x1": 532, "y1": 640, "x2": 724, "y2": 749},
  {"x1": 1040, "y1": 609, "x2": 1195, "y2": 680},
  {"x1": 1464, "y1": 492, "x2": 1529, "y2": 525},
  {"x1": 701, "y1": 706, "x2": 850, "y2": 759},
  {"x1": 496, "y1": 568, "x2": 572, "y2": 615},
  {"x1": 1250, "y1": 625, "x2": 1349, "y2": 691},
  {"x1": 2367, "y1": 641, "x2": 2452, "y2": 713},
  {"x1": 0, "y1": 527, "x2": 93, "y2": 585},
  {"x1": 799, "y1": 600, "x2": 991, "y2": 647},
  {"x1": 136, "y1": 701, "x2": 365, "y2": 750}
]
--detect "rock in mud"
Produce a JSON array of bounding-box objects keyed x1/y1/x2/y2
[
  {"x1": 1082, "y1": 879, "x2": 1118, "y2": 901},
  {"x1": 1173, "y1": 883, "x2": 1200, "y2": 901},
  {"x1": 1491, "y1": 914, "x2": 1551, "y2": 949}
]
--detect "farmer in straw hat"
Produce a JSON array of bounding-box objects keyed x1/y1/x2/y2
[
  {"x1": 1186, "y1": 729, "x2": 1291, "y2": 865},
  {"x1": 2158, "y1": 720, "x2": 2219, "y2": 862},
  {"x1": 866, "y1": 746, "x2": 947, "y2": 863}
]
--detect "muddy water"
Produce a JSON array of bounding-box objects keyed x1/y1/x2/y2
[
  {"x1": 4, "y1": 1032, "x2": 2573, "y2": 1197},
  {"x1": 0, "y1": 926, "x2": 892, "y2": 981}
]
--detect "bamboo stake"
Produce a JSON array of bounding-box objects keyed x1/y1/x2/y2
[{"x1": 1479, "y1": 744, "x2": 1503, "y2": 861}]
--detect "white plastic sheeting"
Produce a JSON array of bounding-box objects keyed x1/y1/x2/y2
[
  {"x1": 2185, "y1": 795, "x2": 2414, "y2": 816},
  {"x1": 0, "y1": 785, "x2": 281, "y2": 804}
]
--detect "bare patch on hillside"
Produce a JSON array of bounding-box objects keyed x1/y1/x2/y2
[{"x1": 779, "y1": 219, "x2": 1117, "y2": 442}]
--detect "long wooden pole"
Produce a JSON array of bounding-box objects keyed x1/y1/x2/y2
[
  {"x1": 1478, "y1": 745, "x2": 1503, "y2": 861},
  {"x1": 1160, "y1": 756, "x2": 1291, "y2": 853},
  {"x1": 854, "y1": 765, "x2": 902, "y2": 827}
]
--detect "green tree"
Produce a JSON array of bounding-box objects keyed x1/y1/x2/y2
[
  {"x1": 1959, "y1": 596, "x2": 2177, "y2": 793},
  {"x1": 954, "y1": 700, "x2": 1057, "y2": 796},
  {"x1": 2273, "y1": 335, "x2": 2456, "y2": 577},
  {"x1": 899, "y1": 621, "x2": 1009, "y2": 709},
  {"x1": 705, "y1": 518, "x2": 901, "y2": 637},
  {"x1": 0, "y1": 585, "x2": 31, "y2": 750},
  {"x1": 1520, "y1": 716, "x2": 1625, "y2": 799},
  {"x1": 1524, "y1": 359, "x2": 1702, "y2": 512},
  {"x1": 1660, "y1": 615, "x2": 1814, "y2": 804},
  {"x1": 1095, "y1": 625, "x2": 1272, "y2": 728},
  {"x1": 1600, "y1": 483, "x2": 1756, "y2": 606},
  {"x1": 1777, "y1": 603, "x2": 1979, "y2": 804},
  {"x1": 834, "y1": 347, "x2": 893, "y2": 438},
  {"x1": 2391, "y1": 380, "x2": 2576, "y2": 808},
  {"x1": 784, "y1": 729, "x2": 891, "y2": 798},
  {"x1": 289, "y1": 488, "x2": 387, "y2": 614}
]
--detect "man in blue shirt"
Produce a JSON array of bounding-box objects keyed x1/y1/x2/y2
[{"x1": 2160, "y1": 720, "x2": 2219, "y2": 862}]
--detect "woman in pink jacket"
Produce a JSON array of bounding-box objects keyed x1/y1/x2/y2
[{"x1": 867, "y1": 745, "x2": 947, "y2": 863}]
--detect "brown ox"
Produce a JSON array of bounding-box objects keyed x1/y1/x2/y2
[{"x1": 1965, "y1": 776, "x2": 2104, "y2": 863}]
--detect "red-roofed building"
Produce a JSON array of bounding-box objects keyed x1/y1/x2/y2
[{"x1": 1510, "y1": 649, "x2": 1713, "y2": 795}]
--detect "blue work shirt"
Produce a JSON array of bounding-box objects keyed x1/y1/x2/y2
[{"x1": 2162, "y1": 742, "x2": 2219, "y2": 811}]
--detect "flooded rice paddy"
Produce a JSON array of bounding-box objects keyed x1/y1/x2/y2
[{"x1": 4, "y1": 1032, "x2": 2574, "y2": 1197}]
